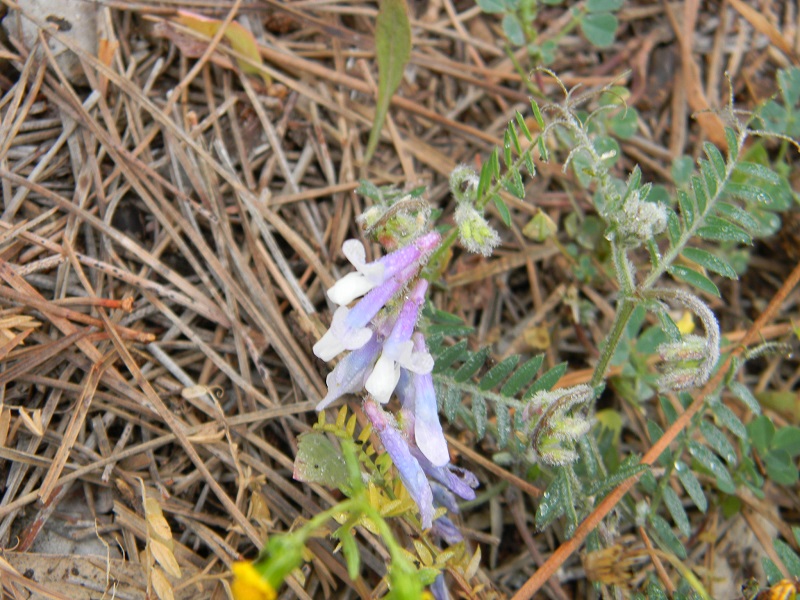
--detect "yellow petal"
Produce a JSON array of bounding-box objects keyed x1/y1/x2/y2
[
  {"x1": 231, "y1": 562, "x2": 276, "y2": 600},
  {"x1": 676, "y1": 311, "x2": 695, "y2": 335}
]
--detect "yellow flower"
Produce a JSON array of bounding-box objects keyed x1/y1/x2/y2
[
  {"x1": 676, "y1": 310, "x2": 695, "y2": 335},
  {"x1": 231, "y1": 562, "x2": 276, "y2": 600}
]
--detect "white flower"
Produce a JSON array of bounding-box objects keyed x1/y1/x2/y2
[
  {"x1": 326, "y1": 232, "x2": 442, "y2": 306},
  {"x1": 364, "y1": 280, "x2": 433, "y2": 403},
  {"x1": 327, "y1": 240, "x2": 385, "y2": 305}
]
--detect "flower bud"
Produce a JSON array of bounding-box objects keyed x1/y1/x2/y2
[
  {"x1": 454, "y1": 203, "x2": 500, "y2": 257},
  {"x1": 449, "y1": 164, "x2": 479, "y2": 204},
  {"x1": 609, "y1": 193, "x2": 667, "y2": 248}
]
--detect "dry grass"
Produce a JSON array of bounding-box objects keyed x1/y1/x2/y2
[{"x1": 0, "y1": 0, "x2": 799, "y2": 598}]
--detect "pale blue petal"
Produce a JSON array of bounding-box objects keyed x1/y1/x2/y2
[
  {"x1": 366, "y1": 280, "x2": 430, "y2": 401},
  {"x1": 414, "y1": 371, "x2": 449, "y2": 467},
  {"x1": 431, "y1": 574, "x2": 451, "y2": 600},
  {"x1": 317, "y1": 335, "x2": 382, "y2": 410},
  {"x1": 431, "y1": 516, "x2": 463, "y2": 546},
  {"x1": 378, "y1": 231, "x2": 441, "y2": 282},
  {"x1": 413, "y1": 449, "x2": 478, "y2": 501},
  {"x1": 313, "y1": 306, "x2": 373, "y2": 361},
  {"x1": 364, "y1": 399, "x2": 434, "y2": 529}
]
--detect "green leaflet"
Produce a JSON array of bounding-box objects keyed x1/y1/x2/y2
[
  {"x1": 668, "y1": 265, "x2": 720, "y2": 297},
  {"x1": 699, "y1": 420, "x2": 737, "y2": 465},
  {"x1": 675, "y1": 460, "x2": 707, "y2": 513},
  {"x1": 711, "y1": 402, "x2": 747, "y2": 440},
  {"x1": 697, "y1": 215, "x2": 752, "y2": 244},
  {"x1": 472, "y1": 395, "x2": 488, "y2": 438},
  {"x1": 663, "y1": 485, "x2": 691, "y2": 537},
  {"x1": 493, "y1": 194, "x2": 513, "y2": 226},
  {"x1": 687, "y1": 440, "x2": 736, "y2": 494},
  {"x1": 775, "y1": 539, "x2": 800, "y2": 578},
  {"x1": 728, "y1": 380, "x2": 761, "y2": 414},
  {"x1": 681, "y1": 247, "x2": 737, "y2": 279},
  {"x1": 678, "y1": 190, "x2": 696, "y2": 229},
  {"x1": 433, "y1": 340, "x2": 470, "y2": 373},
  {"x1": 762, "y1": 557, "x2": 784, "y2": 585},
  {"x1": 648, "y1": 512, "x2": 687, "y2": 559},
  {"x1": 454, "y1": 347, "x2": 491, "y2": 383},
  {"x1": 535, "y1": 469, "x2": 567, "y2": 530},
  {"x1": 500, "y1": 354, "x2": 544, "y2": 396},
  {"x1": 585, "y1": 454, "x2": 646, "y2": 496},
  {"x1": 365, "y1": 0, "x2": 411, "y2": 162},
  {"x1": 525, "y1": 362, "x2": 568, "y2": 398},
  {"x1": 703, "y1": 142, "x2": 727, "y2": 180},
  {"x1": 294, "y1": 432, "x2": 349, "y2": 491},
  {"x1": 495, "y1": 404, "x2": 511, "y2": 449},
  {"x1": 580, "y1": 11, "x2": 618, "y2": 48},
  {"x1": 479, "y1": 355, "x2": 520, "y2": 391}
]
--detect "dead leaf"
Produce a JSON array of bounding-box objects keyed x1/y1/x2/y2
[
  {"x1": 151, "y1": 566, "x2": 176, "y2": 600},
  {"x1": 186, "y1": 424, "x2": 226, "y2": 443},
  {"x1": 150, "y1": 538, "x2": 182, "y2": 579},
  {"x1": 145, "y1": 497, "x2": 173, "y2": 542},
  {"x1": 523, "y1": 325, "x2": 551, "y2": 350},
  {"x1": 174, "y1": 10, "x2": 270, "y2": 86}
]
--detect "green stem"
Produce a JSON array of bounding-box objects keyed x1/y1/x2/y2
[
  {"x1": 590, "y1": 297, "x2": 635, "y2": 389},
  {"x1": 426, "y1": 227, "x2": 459, "y2": 278}
]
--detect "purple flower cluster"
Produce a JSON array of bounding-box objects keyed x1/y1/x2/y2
[{"x1": 313, "y1": 232, "x2": 478, "y2": 529}]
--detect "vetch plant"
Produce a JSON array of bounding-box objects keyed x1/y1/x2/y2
[{"x1": 243, "y1": 72, "x2": 798, "y2": 598}]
